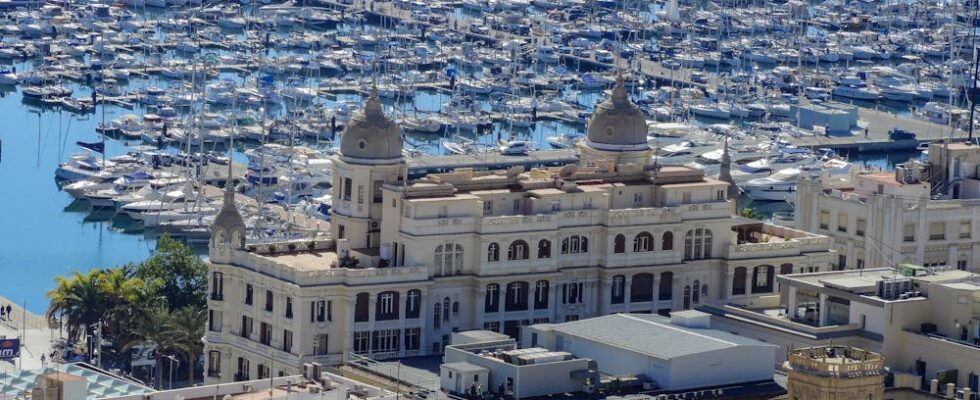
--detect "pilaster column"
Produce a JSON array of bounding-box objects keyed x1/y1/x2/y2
[
  {"x1": 398, "y1": 290, "x2": 407, "y2": 356},
  {"x1": 344, "y1": 297, "x2": 356, "y2": 355},
  {"x1": 744, "y1": 270, "x2": 751, "y2": 298},
  {"x1": 599, "y1": 278, "x2": 612, "y2": 315},
  {"x1": 476, "y1": 286, "x2": 487, "y2": 329},
  {"x1": 624, "y1": 277, "x2": 633, "y2": 312},
  {"x1": 549, "y1": 282, "x2": 560, "y2": 322},
  {"x1": 418, "y1": 288, "x2": 429, "y2": 355}
]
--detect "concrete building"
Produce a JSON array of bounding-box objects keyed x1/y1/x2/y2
[
  {"x1": 440, "y1": 330, "x2": 594, "y2": 398},
  {"x1": 202, "y1": 79, "x2": 832, "y2": 383},
  {"x1": 791, "y1": 102, "x2": 858, "y2": 136},
  {"x1": 785, "y1": 345, "x2": 885, "y2": 400},
  {"x1": 524, "y1": 311, "x2": 777, "y2": 391},
  {"x1": 705, "y1": 266, "x2": 980, "y2": 389},
  {"x1": 795, "y1": 142, "x2": 980, "y2": 272}
]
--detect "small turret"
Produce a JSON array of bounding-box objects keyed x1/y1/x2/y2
[{"x1": 210, "y1": 135, "x2": 245, "y2": 250}]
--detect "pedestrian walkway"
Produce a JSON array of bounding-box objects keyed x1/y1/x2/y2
[{"x1": 0, "y1": 295, "x2": 58, "y2": 374}]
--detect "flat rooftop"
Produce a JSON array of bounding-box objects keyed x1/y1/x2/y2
[
  {"x1": 256, "y1": 250, "x2": 339, "y2": 271},
  {"x1": 546, "y1": 313, "x2": 773, "y2": 360}
]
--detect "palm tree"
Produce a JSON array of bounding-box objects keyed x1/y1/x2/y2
[
  {"x1": 125, "y1": 307, "x2": 176, "y2": 389},
  {"x1": 170, "y1": 306, "x2": 206, "y2": 385},
  {"x1": 46, "y1": 270, "x2": 109, "y2": 344}
]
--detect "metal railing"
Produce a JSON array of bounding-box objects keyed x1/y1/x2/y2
[{"x1": 345, "y1": 352, "x2": 440, "y2": 391}]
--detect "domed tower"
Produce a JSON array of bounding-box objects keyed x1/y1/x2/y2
[
  {"x1": 580, "y1": 76, "x2": 652, "y2": 167},
  {"x1": 331, "y1": 85, "x2": 406, "y2": 249}
]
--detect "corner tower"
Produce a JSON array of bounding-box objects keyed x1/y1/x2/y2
[
  {"x1": 331, "y1": 85, "x2": 406, "y2": 249},
  {"x1": 579, "y1": 76, "x2": 652, "y2": 167}
]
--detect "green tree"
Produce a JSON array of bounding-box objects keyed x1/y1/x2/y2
[
  {"x1": 125, "y1": 307, "x2": 176, "y2": 389},
  {"x1": 739, "y1": 207, "x2": 763, "y2": 220},
  {"x1": 46, "y1": 269, "x2": 109, "y2": 343},
  {"x1": 134, "y1": 235, "x2": 208, "y2": 311},
  {"x1": 170, "y1": 306, "x2": 207, "y2": 385}
]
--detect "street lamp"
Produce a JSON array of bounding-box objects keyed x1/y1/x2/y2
[{"x1": 164, "y1": 354, "x2": 180, "y2": 389}]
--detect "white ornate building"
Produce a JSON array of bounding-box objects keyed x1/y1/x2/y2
[{"x1": 202, "y1": 80, "x2": 833, "y2": 383}]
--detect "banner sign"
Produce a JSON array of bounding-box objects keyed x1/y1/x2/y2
[{"x1": 0, "y1": 339, "x2": 20, "y2": 359}]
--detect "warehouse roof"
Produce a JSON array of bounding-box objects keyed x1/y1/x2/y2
[{"x1": 548, "y1": 313, "x2": 773, "y2": 360}]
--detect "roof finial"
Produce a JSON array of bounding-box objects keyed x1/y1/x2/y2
[
  {"x1": 224, "y1": 130, "x2": 235, "y2": 206},
  {"x1": 364, "y1": 81, "x2": 383, "y2": 117},
  {"x1": 611, "y1": 74, "x2": 629, "y2": 106}
]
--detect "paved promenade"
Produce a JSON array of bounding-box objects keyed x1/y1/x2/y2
[{"x1": 0, "y1": 295, "x2": 58, "y2": 374}]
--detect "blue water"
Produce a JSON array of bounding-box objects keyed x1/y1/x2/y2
[{"x1": 0, "y1": 91, "x2": 156, "y2": 313}]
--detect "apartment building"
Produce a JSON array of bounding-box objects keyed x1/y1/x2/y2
[{"x1": 795, "y1": 142, "x2": 980, "y2": 271}]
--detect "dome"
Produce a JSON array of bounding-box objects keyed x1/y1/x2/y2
[
  {"x1": 585, "y1": 76, "x2": 650, "y2": 151},
  {"x1": 339, "y1": 86, "x2": 404, "y2": 164}
]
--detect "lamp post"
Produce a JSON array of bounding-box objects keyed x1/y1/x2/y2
[{"x1": 165, "y1": 354, "x2": 180, "y2": 389}]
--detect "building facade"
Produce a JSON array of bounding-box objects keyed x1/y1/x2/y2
[
  {"x1": 795, "y1": 143, "x2": 980, "y2": 272},
  {"x1": 202, "y1": 80, "x2": 832, "y2": 383}
]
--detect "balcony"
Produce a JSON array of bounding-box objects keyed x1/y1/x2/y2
[{"x1": 728, "y1": 223, "x2": 830, "y2": 260}]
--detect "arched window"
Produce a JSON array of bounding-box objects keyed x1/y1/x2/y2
[
  {"x1": 507, "y1": 240, "x2": 529, "y2": 260},
  {"x1": 683, "y1": 285, "x2": 692, "y2": 309},
  {"x1": 405, "y1": 289, "x2": 421, "y2": 319},
  {"x1": 505, "y1": 282, "x2": 529, "y2": 311},
  {"x1": 659, "y1": 272, "x2": 673, "y2": 301},
  {"x1": 434, "y1": 243, "x2": 463, "y2": 276},
  {"x1": 692, "y1": 280, "x2": 701, "y2": 304},
  {"x1": 534, "y1": 280, "x2": 549, "y2": 309},
  {"x1": 662, "y1": 231, "x2": 674, "y2": 250},
  {"x1": 452, "y1": 301, "x2": 460, "y2": 314},
  {"x1": 780, "y1": 263, "x2": 794, "y2": 275},
  {"x1": 630, "y1": 273, "x2": 654, "y2": 302},
  {"x1": 485, "y1": 284, "x2": 499, "y2": 313},
  {"x1": 214, "y1": 228, "x2": 228, "y2": 246},
  {"x1": 376, "y1": 291, "x2": 400, "y2": 321},
  {"x1": 684, "y1": 229, "x2": 713, "y2": 260},
  {"x1": 633, "y1": 232, "x2": 654, "y2": 252},
  {"x1": 611, "y1": 275, "x2": 625, "y2": 304},
  {"x1": 752, "y1": 265, "x2": 775, "y2": 293},
  {"x1": 433, "y1": 303, "x2": 441, "y2": 328},
  {"x1": 442, "y1": 297, "x2": 450, "y2": 321},
  {"x1": 537, "y1": 240, "x2": 551, "y2": 259},
  {"x1": 614, "y1": 234, "x2": 626, "y2": 254},
  {"x1": 561, "y1": 235, "x2": 589, "y2": 254},
  {"x1": 732, "y1": 267, "x2": 747, "y2": 296},
  {"x1": 355, "y1": 292, "x2": 370, "y2": 322},
  {"x1": 487, "y1": 242, "x2": 499, "y2": 262}
]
